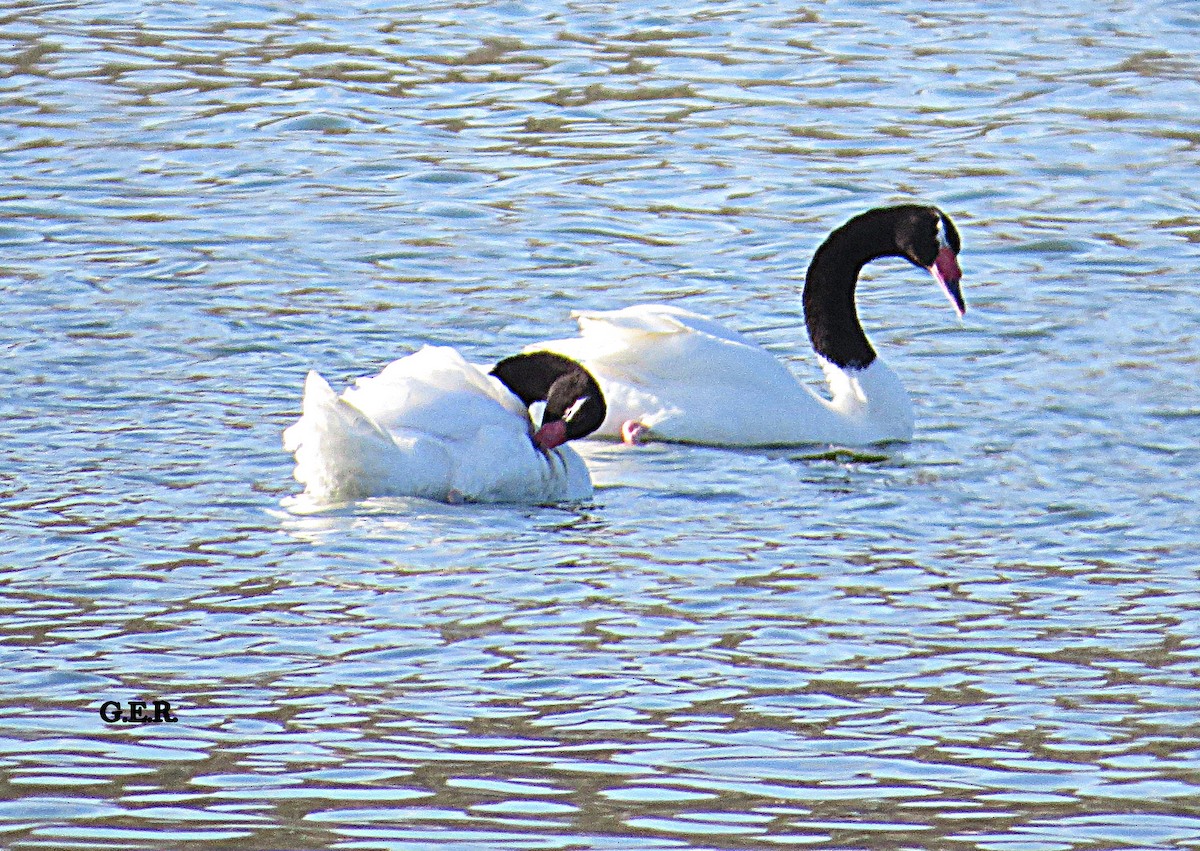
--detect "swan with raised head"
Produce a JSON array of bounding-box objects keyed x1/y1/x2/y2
[
  {"x1": 532, "y1": 204, "x2": 964, "y2": 446},
  {"x1": 283, "y1": 347, "x2": 606, "y2": 504}
]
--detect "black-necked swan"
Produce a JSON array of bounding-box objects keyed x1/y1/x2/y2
[
  {"x1": 283, "y1": 348, "x2": 606, "y2": 503},
  {"x1": 531, "y1": 204, "x2": 964, "y2": 446}
]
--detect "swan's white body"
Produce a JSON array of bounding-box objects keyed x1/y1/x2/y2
[
  {"x1": 283, "y1": 346, "x2": 593, "y2": 503},
  {"x1": 532, "y1": 304, "x2": 914, "y2": 446}
]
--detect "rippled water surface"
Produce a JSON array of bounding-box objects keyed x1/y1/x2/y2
[{"x1": 3, "y1": 0, "x2": 1200, "y2": 848}]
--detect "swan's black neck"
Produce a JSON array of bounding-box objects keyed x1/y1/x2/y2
[
  {"x1": 490, "y1": 352, "x2": 606, "y2": 441},
  {"x1": 802, "y1": 205, "x2": 939, "y2": 370}
]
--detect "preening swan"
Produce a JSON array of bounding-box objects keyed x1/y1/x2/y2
[
  {"x1": 532, "y1": 204, "x2": 964, "y2": 447},
  {"x1": 283, "y1": 347, "x2": 606, "y2": 504}
]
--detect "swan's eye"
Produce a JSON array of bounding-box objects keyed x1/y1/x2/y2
[{"x1": 562, "y1": 396, "x2": 590, "y2": 422}]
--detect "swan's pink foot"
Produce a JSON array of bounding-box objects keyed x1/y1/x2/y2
[{"x1": 621, "y1": 420, "x2": 648, "y2": 445}]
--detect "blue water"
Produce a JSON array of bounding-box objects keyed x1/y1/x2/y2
[{"x1": 2, "y1": 1, "x2": 1199, "y2": 848}]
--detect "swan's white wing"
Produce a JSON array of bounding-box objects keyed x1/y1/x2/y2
[
  {"x1": 576, "y1": 303, "x2": 756, "y2": 345},
  {"x1": 284, "y1": 371, "x2": 454, "y2": 502},
  {"x1": 534, "y1": 304, "x2": 837, "y2": 445},
  {"x1": 346, "y1": 346, "x2": 528, "y2": 438}
]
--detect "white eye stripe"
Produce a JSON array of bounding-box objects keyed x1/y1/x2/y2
[
  {"x1": 562, "y1": 396, "x2": 589, "y2": 422},
  {"x1": 936, "y1": 217, "x2": 951, "y2": 250}
]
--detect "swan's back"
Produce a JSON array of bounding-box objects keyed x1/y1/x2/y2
[
  {"x1": 536, "y1": 304, "x2": 845, "y2": 445},
  {"x1": 345, "y1": 347, "x2": 525, "y2": 443},
  {"x1": 284, "y1": 369, "x2": 457, "y2": 502}
]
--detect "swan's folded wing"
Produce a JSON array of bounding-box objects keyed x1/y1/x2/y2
[
  {"x1": 530, "y1": 306, "x2": 683, "y2": 364},
  {"x1": 530, "y1": 304, "x2": 835, "y2": 445},
  {"x1": 575, "y1": 304, "x2": 760, "y2": 345},
  {"x1": 573, "y1": 304, "x2": 692, "y2": 335},
  {"x1": 347, "y1": 347, "x2": 529, "y2": 441},
  {"x1": 374, "y1": 345, "x2": 499, "y2": 400},
  {"x1": 553, "y1": 304, "x2": 805, "y2": 395},
  {"x1": 284, "y1": 371, "x2": 454, "y2": 502}
]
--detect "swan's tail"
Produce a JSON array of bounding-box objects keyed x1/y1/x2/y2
[{"x1": 283, "y1": 371, "x2": 442, "y2": 502}]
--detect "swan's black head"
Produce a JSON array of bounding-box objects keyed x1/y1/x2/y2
[
  {"x1": 490, "y1": 352, "x2": 607, "y2": 450},
  {"x1": 891, "y1": 205, "x2": 965, "y2": 316},
  {"x1": 804, "y1": 204, "x2": 967, "y2": 369}
]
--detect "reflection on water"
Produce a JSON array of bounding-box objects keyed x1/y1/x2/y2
[{"x1": 2, "y1": 0, "x2": 1200, "y2": 848}]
